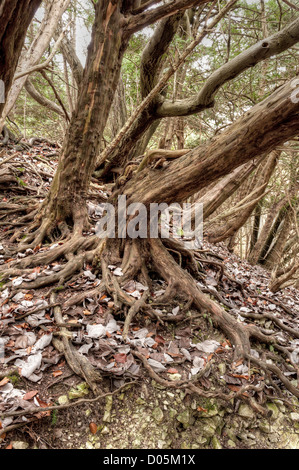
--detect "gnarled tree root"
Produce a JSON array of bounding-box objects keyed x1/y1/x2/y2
[{"x1": 51, "y1": 293, "x2": 102, "y2": 395}]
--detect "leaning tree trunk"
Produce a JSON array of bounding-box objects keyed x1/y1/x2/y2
[
  {"x1": 0, "y1": 0, "x2": 70, "y2": 133},
  {"x1": 263, "y1": 204, "x2": 296, "y2": 269},
  {"x1": 204, "y1": 150, "x2": 279, "y2": 243},
  {"x1": 0, "y1": 0, "x2": 42, "y2": 117},
  {"x1": 198, "y1": 155, "x2": 266, "y2": 219},
  {"x1": 120, "y1": 80, "x2": 298, "y2": 209},
  {"x1": 96, "y1": 16, "x2": 299, "y2": 181}
]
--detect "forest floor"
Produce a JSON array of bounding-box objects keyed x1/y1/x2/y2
[{"x1": 0, "y1": 143, "x2": 299, "y2": 449}]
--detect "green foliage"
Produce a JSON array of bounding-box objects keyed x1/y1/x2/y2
[{"x1": 51, "y1": 409, "x2": 58, "y2": 426}]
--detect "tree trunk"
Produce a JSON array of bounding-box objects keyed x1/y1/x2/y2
[
  {"x1": 121, "y1": 80, "x2": 298, "y2": 209},
  {"x1": 0, "y1": 0, "x2": 42, "y2": 117},
  {"x1": 0, "y1": 0, "x2": 70, "y2": 132},
  {"x1": 97, "y1": 16, "x2": 299, "y2": 180},
  {"x1": 250, "y1": 203, "x2": 262, "y2": 252},
  {"x1": 40, "y1": 1, "x2": 129, "y2": 234},
  {"x1": 264, "y1": 204, "x2": 296, "y2": 269},
  {"x1": 248, "y1": 196, "x2": 289, "y2": 265},
  {"x1": 205, "y1": 150, "x2": 279, "y2": 243},
  {"x1": 199, "y1": 156, "x2": 266, "y2": 219},
  {"x1": 96, "y1": 11, "x2": 184, "y2": 179}
]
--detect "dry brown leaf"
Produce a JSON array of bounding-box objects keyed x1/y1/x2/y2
[
  {"x1": 83, "y1": 309, "x2": 92, "y2": 316},
  {"x1": 23, "y1": 390, "x2": 38, "y2": 400},
  {"x1": 0, "y1": 377, "x2": 10, "y2": 387},
  {"x1": 89, "y1": 422, "x2": 98, "y2": 434},
  {"x1": 197, "y1": 406, "x2": 208, "y2": 413},
  {"x1": 52, "y1": 370, "x2": 63, "y2": 377}
]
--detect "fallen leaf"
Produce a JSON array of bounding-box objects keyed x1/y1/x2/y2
[
  {"x1": 25, "y1": 294, "x2": 34, "y2": 301},
  {"x1": 230, "y1": 373, "x2": 249, "y2": 380},
  {"x1": 35, "y1": 396, "x2": 51, "y2": 408},
  {"x1": 167, "y1": 368, "x2": 179, "y2": 374},
  {"x1": 154, "y1": 335, "x2": 165, "y2": 345},
  {"x1": 83, "y1": 309, "x2": 92, "y2": 316},
  {"x1": 197, "y1": 406, "x2": 208, "y2": 413},
  {"x1": 0, "y1": 377, "x2": 9, "y2": 387},
  {"x1": 227, "y1": 384, "x2": 241, "y2": 392},
  {"x1": 114, "y1": 353, "x2": 127, "y2": 364},
  {"x1": 232, "y1": 358, "x2": 243, "y2": 369},
  {"x1": 89, "y1": 422, "x2": 97, "y2": 434},
  {"x1": 52, "y1": 370, "x2": 63, "y2": 377},
  {"x1": 23, "y1": 390, "x2": 38, "y2": 400}
]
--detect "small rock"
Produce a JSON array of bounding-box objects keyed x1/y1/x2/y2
[
  {"x1": 58, "y1": 395, "x2": 69, "y2": 405},
  {"x1": 177, "y1": 409, "x2": 191, "y2": 427},
  {"x1": 227, "y1": 439, "x2": 236, "y2": 448},
  {"x1": 152, "y1": 407, "x2": 164, "y2": 423},
  {"x1": 12, "y1": 441, "x2": 29, "y2": 449},
  {"x1": 167, "y1": 373, "x2": 182, "y2": 381},
  {"x1": 101, "y1": 425, "x2": 110, "y2": 435},
  {"x1": 266, "y1": 402, "x2": 280, "y2": 419},
  {"x1": 259, "y1": 420, "x2": 272, "y2": 433},
  {"x1": 238, "y1": 404, "x2": 255, "y2": 419},
  {"x1": 290, "y1": 413, "x2": 299, "y2": 422},
  {"x1": 211, "y1": 436, "x2": 222, "y2": 449}
]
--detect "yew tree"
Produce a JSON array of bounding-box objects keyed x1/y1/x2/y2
[{"x1": 2, "y1": 1, "x2": 299, "y2": 395}]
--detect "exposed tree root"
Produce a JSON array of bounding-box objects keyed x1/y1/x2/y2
[
  {"x1": 0, "y1": 381, "x2": 137, "y2": 437},
  {"x1": 50, "y1": 293, "x2": 102, "y2": 395},
  {"x1": 133, "y1": 350, "x2": 269, "y2": 417},
  {"x1": 1, "y1": 227, "x2": 299, "y2": 416},
  {"x1": 96, "y1": 237, "x2": 299, "y2": 405}
]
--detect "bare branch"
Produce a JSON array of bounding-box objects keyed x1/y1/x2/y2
[
  {"x1": 126, "y1": 0, "x2": 211, "y2": 35},
  {"x1": 281, "y1": 0, "x2": 299, "y2": 11},
  {"x1": 14, "y1": 22, "x2": 71, "y2": 81},
  {"x1": 131, "y1": 0, "x2": 163, "y2": 15},
  {"x1": 25, "y1": 78, "x2": 65, "y2": 117},
  {"x1": 157, "y1": 16, "x2": 299, "y2": 116}
]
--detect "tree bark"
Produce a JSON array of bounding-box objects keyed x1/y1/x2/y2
[
  {"x1": 0, "y1": 0, "x2": 42, "y2": 116},
  {"x1": 40, "y1": 0, "x2": 129, "y2": 233},
  {"x1": 0, "y1": 0, "x2": 70, "y2": 132},
  {"x1": 264, "y1": 204, "x2": 297, "y2": 269},
  {"x1": 97, "y1": 15, "x2": 299, "y2": 180},
  {"x1": 248, "y1": 196, "x2": 289, "y2": 265},
  {"x1": 205, "y1": 150, "x2": 279, "y2": 243},
  {"x1": 121, "y1": 80, "x2": 298, "y2": 210},
  {"x1": 199, "y1": 156, "x2": 266, "y2": 219}
]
